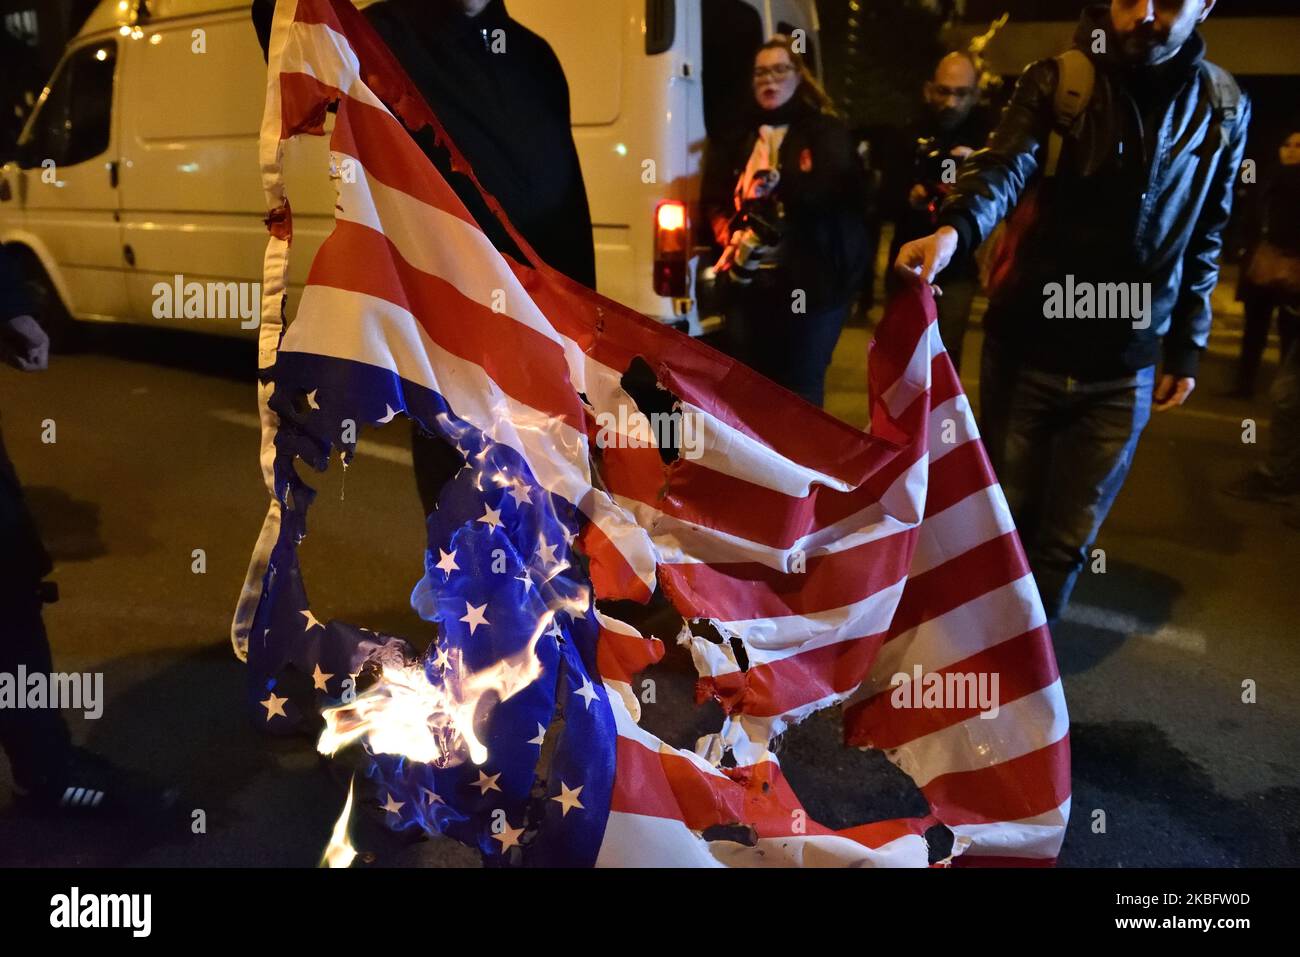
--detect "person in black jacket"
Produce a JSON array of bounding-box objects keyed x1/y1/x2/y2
[
  {"x1": 1228, "y1": 127, "x2": 1300, "y2": 398},
  {"x1": 1, "y1": 246, "x2": 176, "y2": 815},
  {"x1": 701, "y1": 35, "x2": 868, "y2": 408},
  {"x1": 252, "y1": 0, "x2": 595, "y2": 515},
  {"x1": 895, "y1": 0, "x2": 1249, "y2": 624}
]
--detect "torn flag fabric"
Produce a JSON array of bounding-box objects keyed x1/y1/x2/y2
[{"x1": 234, "y1": 0, "x2": 1070, "y2": 867}]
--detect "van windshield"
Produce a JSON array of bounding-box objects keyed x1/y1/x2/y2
[{"x1": 19, "y1": 41, "x2": 116, "y2": 168}]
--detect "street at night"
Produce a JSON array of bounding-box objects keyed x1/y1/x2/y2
[
  {"x1": 2, "y1": 277, "x2": 1296, "y2": 868},
  {"x1": 3, "y1": 0, "x2": 1300, "y2": 935}
]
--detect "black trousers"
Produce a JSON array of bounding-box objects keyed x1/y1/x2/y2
[
  {"x1": 0, "y1": 427, "x2": 71, "y2": 786},
  {"x1": 1237, "y1": 291, "x2": 1300, "y2": 394},
  {"x1": 727, "y1": 282, "x2": 850, "y2": 408},
  {"x1": 411, "y1": 422, "x2": 466, "y2": 518}
]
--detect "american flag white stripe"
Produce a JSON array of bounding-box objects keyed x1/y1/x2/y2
[
  {"x1": 880, "y1": 682, "x2": 1071, "y2": 788},
  {"x1": 951, "y1": 800, "x2": 1073, "y2": 861}
]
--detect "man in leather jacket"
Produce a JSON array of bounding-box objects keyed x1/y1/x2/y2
[{"x1": 896, "y1": 1, "x2": 1249, "y2": 623}]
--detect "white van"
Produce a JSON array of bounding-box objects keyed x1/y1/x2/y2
[{"x1": 0, "y1": 0, "x2": 820, "y2": 342}]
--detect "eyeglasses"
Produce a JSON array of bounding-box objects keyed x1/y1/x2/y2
[{"x1": 753, "y1": 64, "x2": 796, "y2": 81}]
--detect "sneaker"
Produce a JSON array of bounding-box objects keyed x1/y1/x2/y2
[
  {"x1": 13, "y1": 747, "x2": 181, "y2": 819},
  {"x1": 1222, "y1": 471, "x2": 1295, "y2": 504}
]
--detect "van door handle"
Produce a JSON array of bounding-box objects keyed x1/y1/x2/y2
[{"x1": 108, "y1": 160, "x2": 119, "y2": 188}]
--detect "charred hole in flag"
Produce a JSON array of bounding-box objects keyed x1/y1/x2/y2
[
  {"x1": 620, "y1": 356, "x2": 685, "y2": 467},
  {"x1": 701, "y1": 823, "x2": 759, "y2": 846},
  {"x1": 690, "y1": 617, "x2": 750, "y2": 673}
]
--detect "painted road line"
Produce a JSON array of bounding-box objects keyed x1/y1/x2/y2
[{"x1": 1063, "y1": 602, "x2": 1207, "y2": 655}]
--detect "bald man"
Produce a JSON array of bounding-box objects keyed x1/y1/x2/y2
[{"x1": 885, "y1": 52, "x2": 990, "y2": 373}]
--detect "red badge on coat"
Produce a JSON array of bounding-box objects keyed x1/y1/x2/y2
[{"x1": 799, "y1": 148, "x2": 813, "y2": 173}]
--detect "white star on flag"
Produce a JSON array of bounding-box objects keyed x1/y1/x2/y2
[
  {"x1": 552, "y1": 782, "x2": 584, "y2": 817},
  {"x1": 475, "y1": 771, "x2": 502, "y2": 795},
  {"x1": 261, "y1": 692, "x2": 288, "y2": 721},
  {"x1": 575, "y1": 677, "x2": 600, "y2": 710},
  {"x1": 301, "y1": 609, "x2": 324, "y2": 632},
  {"x1": 436, "y1": 548, "x2": 459, "y2": 576},
  {"x1": 460, "y1": 602, "x2": 490, "y2": 635},
  {"x1": 528, "y1": 723, "x2": 546, "y2": 746},
  {"x1": 377, "y1": 404, "x2": 398, "y2": 423},
  {"x1": 507, "y1": 483, "x2": 532, "y2": 506},
  {"x1": 535, "y1": 538, "x2": 559, "y2": 566},
  {"x1": 311, "y1": 663, "x2": 333, "y2": 691},
  {"x1": 493, "y1": 821, "x2": 524, "y2": 852},
  {"x1": 381, "y1": 794, "x2": 405, "y2": 816},
  {"x1": 477, "y1": 505, "x2": 502, "y2": 529}
]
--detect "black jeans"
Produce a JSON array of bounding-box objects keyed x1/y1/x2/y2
[
  {"x1": 979, "y1": 338, "x2": 1154, "y2": 623},
  {"x1": 727, "y1": 282, "x2": 850, "y2": 408}
]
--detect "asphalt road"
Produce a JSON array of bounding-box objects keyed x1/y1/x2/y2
[{"x1": 1, "y1": 280, "x2": 1297, "y2": 868}]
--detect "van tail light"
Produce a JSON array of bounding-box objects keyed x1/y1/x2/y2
[{"x1": 653, "y1": 200, "x2": 689, "y2": 298}]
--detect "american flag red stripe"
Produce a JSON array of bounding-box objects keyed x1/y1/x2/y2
[{"x1": 236, "y1": 0, "x2": 1071, "y2": 867}]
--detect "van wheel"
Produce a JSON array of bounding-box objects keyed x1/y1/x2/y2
[{"x1": 11, "y1": 249, "x2": 80, "y2": 353}]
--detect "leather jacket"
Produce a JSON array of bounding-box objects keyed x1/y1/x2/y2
[{"x1": 938, "y1": 6, "x2": 1251, "y2": 380}]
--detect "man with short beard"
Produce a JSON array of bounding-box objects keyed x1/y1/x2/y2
[{"x1": 896, "y1": 1, "x2": 1249, "y2": 624}]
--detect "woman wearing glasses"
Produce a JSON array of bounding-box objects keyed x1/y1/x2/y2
[{"x1": 701, "y1": 35, "x2": 870, "y2": 408}]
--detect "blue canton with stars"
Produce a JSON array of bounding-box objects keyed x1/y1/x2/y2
[{"x1": 246, "y1": 351, "x2": 617, "y2": 866}]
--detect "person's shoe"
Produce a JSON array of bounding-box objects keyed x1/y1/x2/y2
[
  {"x1": 1222, "y1": 470, "x2": 1296, "y2": 504},
  {"x1": 13, "y1": 747, "x2": 181, "y2": 819}
]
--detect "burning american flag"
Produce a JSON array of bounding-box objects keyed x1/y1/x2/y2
[{"x1": 233, "y1": 0, "x2": 1070, "y2": 867}]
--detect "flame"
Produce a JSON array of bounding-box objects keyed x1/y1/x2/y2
[
  {"x1": 317, "y1": 613, "x2": 552, "y2": 768},
  {"x1": 322, "y1": 777, "x2": 358, "y2": 868}
]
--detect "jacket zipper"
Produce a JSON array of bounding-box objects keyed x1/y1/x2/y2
[{"x1": 1121, "y1": 89, "x2": 1154, "y2": 240}]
